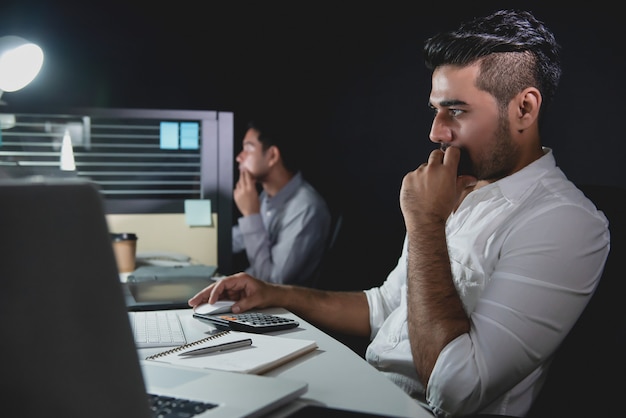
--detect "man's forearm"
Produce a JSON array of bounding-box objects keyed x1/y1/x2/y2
[
  {"x1": 406, "y1": 222, "x2": 470, "y2": 385},
  {"x1": 274, "y1": 284, "x2": 371, "y2": 337}
]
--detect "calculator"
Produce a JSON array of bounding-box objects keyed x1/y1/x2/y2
[{"x1": 193, "y1": 312, "x2": 299, "y2": 333}]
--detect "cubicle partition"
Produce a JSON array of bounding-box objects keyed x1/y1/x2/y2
[{"x1": 0, "y1": 107, "x2": 233, "y2": 272}]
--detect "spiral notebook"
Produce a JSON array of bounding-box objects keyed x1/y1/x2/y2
[{"x1": 145, "y1": 329, "x2": 318, "y2": 375}]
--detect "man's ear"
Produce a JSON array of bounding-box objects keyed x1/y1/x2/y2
[
  {"x1": 266, "y1": 145, "x2": 281, "y2": 167},
  {"x1": 514, "y1": 87, "x2": 542, "y2": 132}
]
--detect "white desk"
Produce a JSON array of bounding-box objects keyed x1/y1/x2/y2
[{"x1": 138, "y1": 308, "x2": 433, "y2": 418}]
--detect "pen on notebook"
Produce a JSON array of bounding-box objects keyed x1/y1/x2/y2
[{"x1": 178, "y1": 338, "x2": 253, "y2": 357}]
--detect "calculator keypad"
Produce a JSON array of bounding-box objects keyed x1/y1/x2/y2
[{"x1": 193, "y1": 312, "x2": 299, "y2": 333}]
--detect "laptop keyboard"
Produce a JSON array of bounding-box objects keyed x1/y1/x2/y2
[
  {"x1": 148, "y1": 393, "x2": 218, "y2": 417},
  {"x1": 130, "y1": 311, "x2": 187, "y2": 348}
]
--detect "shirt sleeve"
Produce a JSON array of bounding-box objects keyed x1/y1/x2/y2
[
  {"x1": 238, "y1": 202, "x2": 330, "y2": 285},
  {"x1": 426, "y1": 204, "x2": 610, "y2": 417},
  {"x1": 232, "y1": 224, "x2": 245, "y2": 253},
  {"x1": 365, "y1": 235, "x2": 408, "y2": 339}
]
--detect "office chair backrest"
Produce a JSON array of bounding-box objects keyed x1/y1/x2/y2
[
  {"x1": 327, "y1": 212, "x2": 343, "y2": 257},
  {"x1": 526, "y1": 184, "x2": 626, "y2": 418},
  {"x1": 309, "y1": 210, "x2": 343, "y2": 289}
]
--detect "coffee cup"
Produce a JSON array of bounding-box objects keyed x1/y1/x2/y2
[{"x1": 110, "y1": 233, "x2": 138, "y2": 273}]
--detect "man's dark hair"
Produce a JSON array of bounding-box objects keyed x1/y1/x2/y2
[
  {"x1": 247, "y1": 114, "x2": 301, "y2": 173},
  {"x1": 423, "y1": 9, "x2": 562, "y2": 119}
]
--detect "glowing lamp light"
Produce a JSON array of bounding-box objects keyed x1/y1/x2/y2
[{"x1": 0, "y1": 35, "x2": 44, "y2": 98}]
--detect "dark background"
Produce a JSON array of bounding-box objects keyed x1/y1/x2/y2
[{"x1": 2, "y1": 1, "x2": 624, "y2": 290}]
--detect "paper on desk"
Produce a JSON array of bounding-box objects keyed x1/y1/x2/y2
[
  {"x1": 145, "y1": 330, "x2": 317, "y2": 374},
  {"x1": 184, "y1": 199, "x2": 212, "y2": 226}
]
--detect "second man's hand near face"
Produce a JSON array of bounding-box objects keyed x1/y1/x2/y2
[{"x1": 234, "y1": 168, "x2": 261, "y2": 217}]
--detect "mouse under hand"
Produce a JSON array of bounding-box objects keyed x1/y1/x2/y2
[{"x1": 193, "y1": 300, "x2": 235, "y2": 315}]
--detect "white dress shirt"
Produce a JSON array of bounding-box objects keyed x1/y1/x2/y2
[
  {"x1": 232, "y1": 172, "x2": 331, "y2": 286},
  {"x1": 364, "y1": 149, "x2": 610, "y2": 417}
]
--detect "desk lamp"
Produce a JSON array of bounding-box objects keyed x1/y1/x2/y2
[
  {"x1": 0, "y1": 35, "x2": 44, "y2": 100},
  {"x1": 0, "y1": 35, "x2": 44, "y2": 129}
]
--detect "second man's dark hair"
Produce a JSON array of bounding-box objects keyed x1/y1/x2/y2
[{"x1": 247, "y1": 115, "x2": 301, "y2": 174}]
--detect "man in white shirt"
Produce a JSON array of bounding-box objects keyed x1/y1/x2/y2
[
  {"x1": 191, "y1": 10, "x2": 610, "y2": 417},
  {"x1": 231, "y1": 116, "x2": 331, "y2": 286}
]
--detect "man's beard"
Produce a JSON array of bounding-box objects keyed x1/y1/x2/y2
[{"x1": 473, "y1": 116, "x2": 518, "y2": 181}]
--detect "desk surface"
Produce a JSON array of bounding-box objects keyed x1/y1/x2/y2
[{"x1": 138, "y1": 308, "x2": 432, "y2": 418}]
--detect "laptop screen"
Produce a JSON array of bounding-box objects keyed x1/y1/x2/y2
[{"x1": 0, "y1": 179, "x2": 152, "y2": 418}]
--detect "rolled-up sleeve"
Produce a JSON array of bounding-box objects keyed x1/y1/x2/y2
[{"x1": 366, "y1": 236, "x2": 408, "y2": 339}]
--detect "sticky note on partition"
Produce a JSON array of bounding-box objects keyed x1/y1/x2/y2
[{"x1": 184, "y1": 199, "x2": 212, "y2": 226}]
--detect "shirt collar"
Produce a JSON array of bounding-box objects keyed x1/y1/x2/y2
[
  {"x1": 262, "y1": 171, "x2": 303, "y2": 208},
  {"x1": 492, "y1": 147, "x2": 555, "y2": 202}
]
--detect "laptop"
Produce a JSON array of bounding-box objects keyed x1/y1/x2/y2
[{"x1": 0, "y1": 179, "x2": 307, "y2": 417}]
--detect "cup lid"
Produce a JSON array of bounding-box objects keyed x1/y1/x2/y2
[{"x1": 110, "y1": 233, "x2": 137, "y2": 241}]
